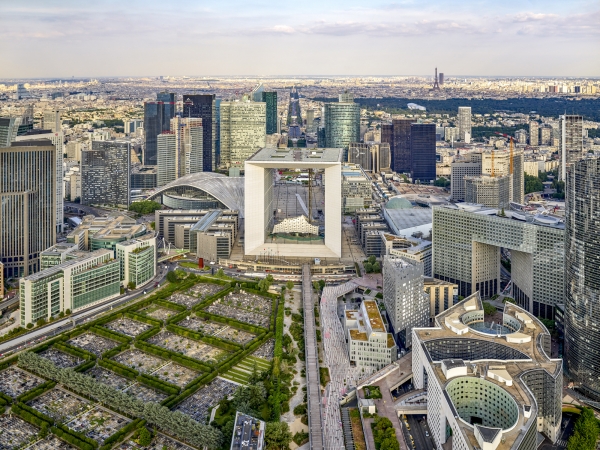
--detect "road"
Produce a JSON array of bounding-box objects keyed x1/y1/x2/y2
[
  {"x1": 0, "y1": 262, "x2": 173, "y2": 357},
  {"x1": 540, "y1": 412, "x2": 575, "y2": 449},
  {"x1": 64, "y1": 202, "x2": 113, "y2": 217}
]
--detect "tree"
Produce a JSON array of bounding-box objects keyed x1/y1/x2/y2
[
  {"x1": 482, "y1": 301, "x2": 496, "y2": 316},
  {"x1": 434, "y1": 177, "x2": 450, "y2": 188},
  {"x1": 138, "y1": 427, "x2": 152, "y2": 446},
  {"x1": 318, "y1": 279, "x2": 325, "y2": 291},
  {"x1": 264, "y1": 422, "x2": 293, "y2": 450},
  {"x1": 127, "y1": 281, "x2": 136, "y2": 290},
  {"x1": 128, "y1": 200, "x2": 162, "y2": 215},
  {"x1": 166, "y1": 271, "x2": 179, "y2": 283},
  {"x1": 364, "y1": 263, "x2": 373, "y2": 273},
  {"x1": 373, "y1": 262, "x2": 381, "y2": 273},
  {"x1": 26, "y1": 323, "x2": 33, "y2": 329},
  {"x1": 368, "y1": 255, "x2": 377, "y2": 265},
  {"x1": 567, "y1": 407, "x2": 600, "y2": 450},
  {"x1": 36, "y1": 318, "x2": 46, "y2": 327},
  {"x1": 286, "y1": 280, "x2": 294, "y2": 291},
  {"x1": 216, "y1": 268, "x2": 225, "y2": 278},
  {"x1": 65, "y1": 309, "x2": 71, "y2": 315},
  {"x1": 524, "y1": 173, "x2": 544, "y2": 194}
]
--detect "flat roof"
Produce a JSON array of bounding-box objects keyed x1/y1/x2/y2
[{"x1": 247, "y1": 147, "x2": 344, "y2": 163}]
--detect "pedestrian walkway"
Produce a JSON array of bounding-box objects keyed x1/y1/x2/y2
[
  {"x1": 320, "y1": 280, "x2": 364, "y2": 450},
  {"x1": 302, "y1": 264, "x2": 324, "y2": 450}
]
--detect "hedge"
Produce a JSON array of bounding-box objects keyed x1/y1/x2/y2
[
  {"x1": 124, "y1": 311, "x2": 161, "y2": 327},
  {"x1": 97, "y1": 358, "x2": 139, "y2": 380},
  {"x1": 16, "y1": 380, "x2": 56, "y2": 403},
  {"x1": 54, "y1": 342, "x2": 97, "y2": 361},
  {"x1": 272, "y1": 295, "x2": 285, "y2": 420},
  {"x1": 153, "y1": 299, "x2": 186, "y2": 312},
  {"x1": 90, "y1": 326, "x2": 131, "y2": 344},
  {"x1": 11, "y1": 401, "x2": 53, "y2": 428},
  {"x1": 52, "y1": 426, "x2": 97, "y2": 450},
  {"x1": 0, "y1": 354, "x2": 18, "y2": 372},
  {"x1": 194, "y1": 310, "x2": 266, "y2": 334},
  {"x1": 75, "y1": 360, "x2": 97, "y2": 373},
  {"x1": 136, "y1": 373, "x2": 180, "y2": 396},
  {"x1": 0, "y1": 391, "x2": 12, "y2": 405},
  {"x1": 53, "y1": 423, "x2": 99, "y2": 449},
  {"x1": 135, "y1": 326, "x2": 162, "y2": 342},
  {"x1": 98, "y1": 418, "x2": 145, "y2": 450},
  {"x1": 101, "y1": 342, "x2": 130, "y2": 360},
  {"x1": 166, "y1": 309, "x2": 190, "y2": 325}
]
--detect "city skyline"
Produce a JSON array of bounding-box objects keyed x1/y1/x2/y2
[{"x1": 0, "y1": 0, "x2": 598, "y2": 78}]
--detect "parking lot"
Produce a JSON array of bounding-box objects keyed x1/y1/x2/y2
[
  {"x1": 0, "y1": 415, "x2": 39, "y2": 449},
  {"x1": 67, "y1": 406, "x2": 131, "y2": 445},
  {"x1": 104, "y1": 318, "x2": 151, "y2": 337},
  {"x1": 29, "y1": 388, "x2": 93, "y2": 423},
  {"x1": 148, "y1": 331, "x2": 227, "y2": 363},
  {"x1": 0, "y1": 366, "x2": 43, "y2": 398},
  {"x1": 38, "y1": 348, "x2": 81, "y2": 369},
  {"x1": 176, "y1": 378, "x2": 237, "y2": 422},
  {"x1": 67, "y1": 333, "x2": 119, "y2": 356}
]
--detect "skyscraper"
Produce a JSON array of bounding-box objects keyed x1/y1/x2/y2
[
  {"x1": 43, "y1": 109, "x2": 61, "y2": 133},
  {"x1": 220, "y1": 100, "x2": 266, "y2": 167},
  {"x1": 0, "y1": 141, "x2": 56, "y2": 277},
  {"x1": 410, "y1": 123, "x2": 436, "y2": 183},
  {"x1": 392, "y1": 119, "x2": 412, "y2": 173},
  {"x1": 183, "y1": 94, "x2": 216, "y2": 171},
  {"x1": 81, "y1": 140, "x2": 130, "y2": 207},
  {"x1": 457, "y1": 106, "x2": 472, "y2": 142},
  {"x1": 529, "y1": 121, "x2": 539, "y2": 146},
  {"x1": 157, "y1": 132, "x2": 178, "y2": 187},
  {"x1": 261, "y1": 91, "x2": 278, "y2": 135},
  {"x1": 565, "y1": 157, "x2": 600, "y2": 400},
  {"x1": 323, "y1": 102, "x2": 359, "y2": 150},
  {"x1": 143, "y1": 92, "x2": 175, "y2": 165},
  {"x1": 559, "y1": 114, "x2": 583, "y2": 180},
  {"x1": 339, "y1": 91, "x2": 354, "y2": 103}
]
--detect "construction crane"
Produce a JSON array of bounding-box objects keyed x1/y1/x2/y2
[{"x1": 494, "y1": 132, "x2": 515, "y2": 175}]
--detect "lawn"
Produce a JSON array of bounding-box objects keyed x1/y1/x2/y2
[
  {"x1": 349, "y1": 408, "x2": 367, "y2": 450},
  {"x1": 221, "y1": 356, "x2": 271, "y2": 385}
]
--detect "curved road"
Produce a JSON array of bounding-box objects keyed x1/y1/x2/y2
[{"x1": 0, "y1": 262, "x2": 174, "y2": 357}]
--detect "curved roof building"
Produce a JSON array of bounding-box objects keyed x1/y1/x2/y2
[
  {"x1": 147, "y1": 172, "x2": 244, "y2": 216},
  {"x1": 412, "y1": 293, "x2": 562, "y2": 450}
]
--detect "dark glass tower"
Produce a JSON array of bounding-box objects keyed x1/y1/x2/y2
[
  {"x1": 410, "y1": 123, "x2": 436, "y2": 183},
  {"x1": 392, "y1": 119, "x2": 412, "y2": 173},
  {"x1": 143, "y1": 92, "x2": 175, "y2": 165},
  {"x1": 262, "y1": 91, "x2": 278, "y2": 135},
  {"x1": 183, "y1": 94, "x2": 215, "y2": 172},
  {"x1": 565, "y1": 157, "x2": 600, "y2": 400}
]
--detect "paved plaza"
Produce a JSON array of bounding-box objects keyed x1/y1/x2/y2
[
  {"x1": 148, "y1": 330, "x2": 228, "y2": 363},
  {"x1": 177, "y1": 318, "x2": 255, "y2": 345},
  {"x1": 38, "y1": 348, "x2": 81, "y2": 369},
  {"x1": 67, "y1": 407, "x2": 131, "y2": 445},
  {"x1": 152, "y1": 362, "x2": 199, "y2": 388},
  {"x1": 0, "y1": 415, "x2": 39, "y2": 449},
  {"x1": 87, "y1": 367, "x2": 132, "y2": 390},
  {"x1": 104, "y1": 318, "x2": 151, "y2": 338},
  {"x1": 29, "y1": 388, "x2": 93, "y2": 422},
  {"x1": 0, "y1": 366, "x2": 43, "y2": 398},
  {"x1": 252, "y1": 338, "x2": 275, "y2": 361},
  {"x1": 67, "y1": 333, "x2": 119, "y2": 356},
  {"x1": 176, "y1": 378, "x2": 237, "y2": 423},
  {"x1": 113, "y1": 350, "x2": 168, "y2": 374},
  {"x1": 320, "y1": 281, "x2": 364, "y2": 450},
  {"x1": 141, "y1": 306, "x2": 177, "y2": 321}
]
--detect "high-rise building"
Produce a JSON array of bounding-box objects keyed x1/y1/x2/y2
[
  {"x1": 410, "y1": 123, "x2": 436, "y2": 183},
  {"x1": 392, "y1": 119, "x2": 412, "y2": 173},
  {"x1": 81, "y1": 140, "x2": 130, "y2": 207},
  {"x1": 464, "y1": 174, "x2": 511, "y2": 209},
  {"x1": 323, "y1": 102, "x2": 360, "y2": 150},
  {"x1": 251, "y1": 83, "x2": 264, "y2": 102},
  {"x1": 261, "y1": 91, "x2": 278, "y2": 135},
  {"x1": 565, "y1": 157, "x2": 600, "y2": 400},
  {"x1": 220, "y1": 100, "x2": 266, "y2": 167},
  {"x1": 0, "y1": 117, "x2": 20, "y2": 146},
  {"x1": 457, "y1": 106, "x2": 472, "y2": 142},
  {"x1": 540, "y1": 125, "x2": 552, "y2": 146},
  {"x1": 450, "y1": 154, "x2": 482, "y2": 201},
  {"x1": 157, "y1": 132, "x2": 178, "y2": 187},
  {"x1": 43, "y1": 109, "x2": 61, "y2": 133},
  {"x1": 183, "y1": 94, "x2": 216, "y2": 172},
  {"x1": 559, "y1": 114, "x2": 583, "y2": 180},
  {"x1": 348, "y1": 142, "x2": 391, "y2": 172},
  {"x1": 383, "y1": 255, "x2": 428, "y2": 349},
  {"x1": 480, "y1": 149, "x2": 524, "y2": 204},
  {"x1": 0, "y1": 141, "x2": 56, "y2": 278},
  {"x1": 143, "y1": 92, "x2": 175, "y2": 165},
  {"x1": 215, "y1": 99, "x2": 221, "y2": 167},
  {"x1": 339, "y1": 90, "x2": 354, "y2": 103},
  {"x1": 306, "y1": 109, "x2": 314, "y2": 130},
  {"x1": 529, "y1": 121, "x2": 539, "y2": 146},
  {"x1": 433, "y1": 204, "x2": 564, "y2": 318},
  {"x1": 515, "y1": 129, "x2": 527, "y2": 144},
  {"x1": 438, "y1": 73, "x2": 444, "y2": 85},
  {"x1": 169, "y1": 117, "x2": 203, "y2": 177},
  {"x1": 15, "y1": 130, "x2": 65, "y2": 233}
]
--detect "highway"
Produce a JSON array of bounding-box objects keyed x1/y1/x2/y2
[{"x1": 0, "y1": 262, "x2": 173, "y2": 357}]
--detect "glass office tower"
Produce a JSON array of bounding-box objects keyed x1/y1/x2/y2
[
  {"x1": 143, "y1": 92, "x2": 175, "y2": 165},
  {"x1": 262, "y1": 91, "x2": 278, "y2": 135},
  {"x1": 183, "y1": 94, "x2": 216, "y2": 172},
  {"x1": 565, "y1": 157, "x2": 600, "y2": 400},
  {"x1": 323, "y1": 102, "x2": 359, "y2": 150},
  {"x1": 410, "y1": 123, "x2": 436, "y2": 183}
]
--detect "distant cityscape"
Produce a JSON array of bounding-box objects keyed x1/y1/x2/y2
[{"x1": 0, "y1": 68, "x2": 599, "y2": 450}]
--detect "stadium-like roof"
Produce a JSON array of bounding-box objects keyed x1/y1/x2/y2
[{"x1": 148, "y1": 172, "x2": 245, "y2": 216}]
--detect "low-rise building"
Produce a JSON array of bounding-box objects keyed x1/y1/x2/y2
[
  {"x1": 67, "y1": 215, "x2": 148, "y2": 253},
  {"x1": 344, "y1": 300, "x2": 397, "y2": 372},
  {"x1": 20, "y1": 249, "x2": 121, "y2": 325},
  {"x1": 116, "y1": 237, "x2": 157, "y2": 288}
]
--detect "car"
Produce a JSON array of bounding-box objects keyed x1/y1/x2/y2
[{"x1": 425, "y1": 431, "x2": 429, "y2": 437}]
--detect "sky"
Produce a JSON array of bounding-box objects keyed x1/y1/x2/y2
[{"x1": 0, "y1": 0, "x2": 598, "y2": 78}]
